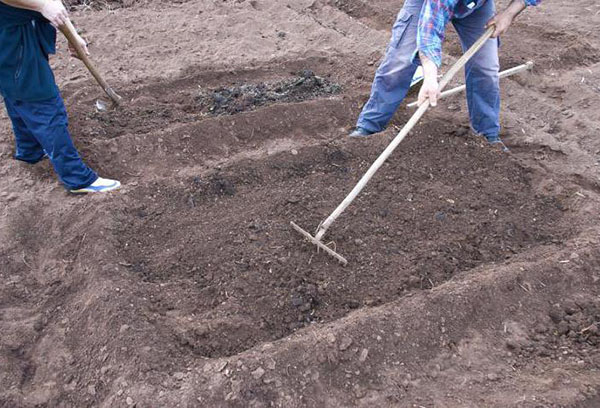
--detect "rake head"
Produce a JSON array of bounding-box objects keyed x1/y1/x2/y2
[{"x1": 290, "y1": 221, "x2": 348, "y2": 266}]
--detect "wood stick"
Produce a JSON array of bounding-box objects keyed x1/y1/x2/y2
[
  {"x1": 313, "y1": 27, "x2": 495, "y2": 242},
  {"x1": 58, "y1": 20, "x2": 122, "y2": 105},
  {"x1": 406, "y1": 61, "x2": 533, "y2": 108}
]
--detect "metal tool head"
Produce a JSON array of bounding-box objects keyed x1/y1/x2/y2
[{"x1": 290, "y1": 221, "x2": 348, "y2": 266}]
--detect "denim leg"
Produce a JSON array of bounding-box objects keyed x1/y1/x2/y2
[
  {"x1": 3, "y1": 98, "x2": 46, "y2": 163},
  {"x1": 9, "y1": 95, "x2": 98, "y2": 190},
  {"x1": 356, "y1": 0, "x2": 424, "y2": 133},
  {"x1": 452, "y1": 0, "x2": 501, "y2": 140}
]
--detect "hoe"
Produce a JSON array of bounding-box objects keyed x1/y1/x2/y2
[
  {"x1": 59, "y1": 20, "x2": 122, "y2": 106},
  {"x1": 291, "y1": 27, "x2": 531, "y2": 266}
]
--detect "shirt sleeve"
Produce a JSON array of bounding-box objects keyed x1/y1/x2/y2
[{"x1": 417, "y1": 0, "x2": 460, "y2": 68}]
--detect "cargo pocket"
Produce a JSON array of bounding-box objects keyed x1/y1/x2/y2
[{"x1": 390, "y1": 9, "x2": 412, "y2": 49}]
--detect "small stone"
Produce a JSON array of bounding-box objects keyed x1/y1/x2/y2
[
  {"x1": 266, "y1": 358, "x2": 276, "y2": 370},
  {"x1": 408, "y1": 275, "x2": 421, "y2": 287},
  {"x1": 216, "y1": 361, "x2": 228, "y2": 372},
  {"x1": 435, "y1": 211, "x2": 446, "y2": 221},
  {"x1": 505, "y1": 339, "x2": 520, "y2": 350},
  {"x1": 354, "y1": 238, "x2": 364, "y2": 246},
  {"x1": 339, "y1": 336, "x2": 353, "y2": 351},
  {"x1": 326, "y1": 333, "x2": 336, "y2": 344},
  {"x1": 548, "y1": 309, "x2": 564, "y2": 324},
  {"x1": 173, "y1": 372, "x2": 185, "y2": 380},
  {"x1": 126, "y1": 396, "x2": 134, "y2": 406},
  {"x1": 252, "y1": 367, "x2": 265, "y2": 379},
  {"x1": 487, "y1": 373, "x2": 499, "y2": 381},
  {"x1": 563, "y1": 300, "x2": 580, "y2": 315},
  {"x1": 557, "y1": 321, "x2": 569, "y2": 335},
  {"x1": 119, "y1": 324, "x2": 130, "y2": 333},
  {"x1": 87, "y1": 385, "x2": 96, "y2": 396},
  {"x1": 100, "y1": 366, "x2": 110, "y2": 375},
  {"x1": 359, "y1": 348, "x2": 369, "y2": 362},
  {"x1": 291, "y1": 149, "x2": 298, "y2": 155}
]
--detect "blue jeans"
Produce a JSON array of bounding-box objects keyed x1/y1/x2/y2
[
  {"x1": 356, "y1": 0, "x2": 500, "y2": 140},
  {"x1": 3, "y1": 94, "x2": 97, "y2": 189}
]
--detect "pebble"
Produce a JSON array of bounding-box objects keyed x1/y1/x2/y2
[
  {"x1": 487, "y1": 373, "x2": 499, "y2": 381},
  {"x1": 291, "y1": 149, "x2": 298, "y2": 155},
  {"x1": 339, "y1": 336, "x2": 353, "y2": 351},
  {"x1": 252, "y1": 367, "x2": 265, "y2": 379},
  {"x1": 266, "y1": 358, "x2": 276, "y2": 370},
  {"x1": 126, "y1": 396, "x2": 134, "y2": 406},
  {"x1": 87, "y1": 385, "x2": 96, "y2": 396},
  {"x1": 173, "y1": 372, "x2": 185, "y2": 380},
  {"x1": 505, "y1": 339, "x2": 520, "y2": 350},
  {"x1": 359, "y1": 348, "x2": 369, "y2": 362},
  {"x1": 119, "y1": 324, "x2": 130, "y2": 333},
  {"x1": 557, "y1": 321, "x2": 569, "y2": 335}
]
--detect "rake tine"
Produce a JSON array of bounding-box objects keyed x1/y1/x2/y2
[{"x1": 290, "y1": 222, "x2": 348, "y2": 266}]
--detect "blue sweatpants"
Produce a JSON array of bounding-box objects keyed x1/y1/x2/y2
[
  {"x1": 3, "y1": 94, "x2": 97, "y2": 190},
  {"x1": 356, "y1": 0, "x2": 500, "y2": 140}
]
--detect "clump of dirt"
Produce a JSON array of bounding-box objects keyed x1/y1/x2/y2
[
  {"x1": 194, "y1": 70, "x2": 341, "y2": 116},
  {"x1": 503, "y1": 294, "x2": 600, "y2": 369}
]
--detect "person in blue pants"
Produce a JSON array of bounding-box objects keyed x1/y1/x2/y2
[
  {"x1": 349, "y1": 0, "x2": 541, "y2": 151},
  {"x1": 0, "y1": 0, "x2": 120, "y2": 193}
]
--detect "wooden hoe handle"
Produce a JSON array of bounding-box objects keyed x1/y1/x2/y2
[{"x1": 59, "y1": 20, "x2": 122, "y2": 105}]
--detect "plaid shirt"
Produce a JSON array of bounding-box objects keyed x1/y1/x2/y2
[{"x1": 417, "y1": 0, "x2": 541, "y2": 67}]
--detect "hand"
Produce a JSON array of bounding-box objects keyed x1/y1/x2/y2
[
  {"x1": 418, "y1": 76, "x2": 440, "y2": 107},
  {"x1": 486, "y1": 0, "x2": 526, "y2": 38},
  {"x1": 486, "y1": 11, "x2": 515, "y2": 37},
  {"x1": 39, "y1": 0, "x2": 69, "y2": 28},
  {"x1": 417, "y1": 54, "x2": 440, "y2": 107},
  {"x1": 68, "y1": 33, "x2": 90, "y2": 59}
]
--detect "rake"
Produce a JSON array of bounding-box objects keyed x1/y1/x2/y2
[{"x1": 291, "y1": 26, "x2": 497, "y2": 266}]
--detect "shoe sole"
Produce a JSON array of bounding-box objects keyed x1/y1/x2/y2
[{"x1": 70, "y1": 182, "x2": 121, "y2": 194}]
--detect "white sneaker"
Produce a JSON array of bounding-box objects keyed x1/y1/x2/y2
[{"x1": 71, "y1": 177, "x2": 121, "y2": 194}]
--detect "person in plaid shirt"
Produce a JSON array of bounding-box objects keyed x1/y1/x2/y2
[{"x1": 350, "y1": 0, "x2": 541, "y2": 151}]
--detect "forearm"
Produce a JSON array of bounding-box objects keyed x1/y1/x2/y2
[
  {"x1": 419, "y1": 53, "x2": 438, "y2": 79},
  {"x1": 0, "y1": 0, "x2": 47, "y2": 12},
  {"x1": 504, "y1": 0, "x2": 527, "y2": 19}
]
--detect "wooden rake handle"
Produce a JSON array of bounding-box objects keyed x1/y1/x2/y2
[
  {"x1": 315, "y1": 26, "x2": 495, "y2": 241},
  {"x1": 59, "y1": 20, "x2": 122, "y2": 105}
]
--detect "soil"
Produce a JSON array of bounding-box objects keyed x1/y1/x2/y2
[{"x1": 1, "y1": 0, "x2": 600, "y2": 407}]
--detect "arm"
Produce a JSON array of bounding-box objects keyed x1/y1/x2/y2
[
  {"x1": 0, "y1": 0, "x2": 89, "y2": 57},
  {"x1": 418, "y1": 0, "x2": 541, "y2": 106},
  {"x1": 486, "y1": 0, "x2": 540, "y2": 38},
  {"x1": 416, "y1": 0, "x2": 459, "y2": 106},
  {"x1": 0, "y1": 0, "x2": 68, "y2": 27}
]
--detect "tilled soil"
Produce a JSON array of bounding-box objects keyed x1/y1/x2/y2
[{"x1": 1, "y1": 0, "x2": 600, "y2": 407}]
